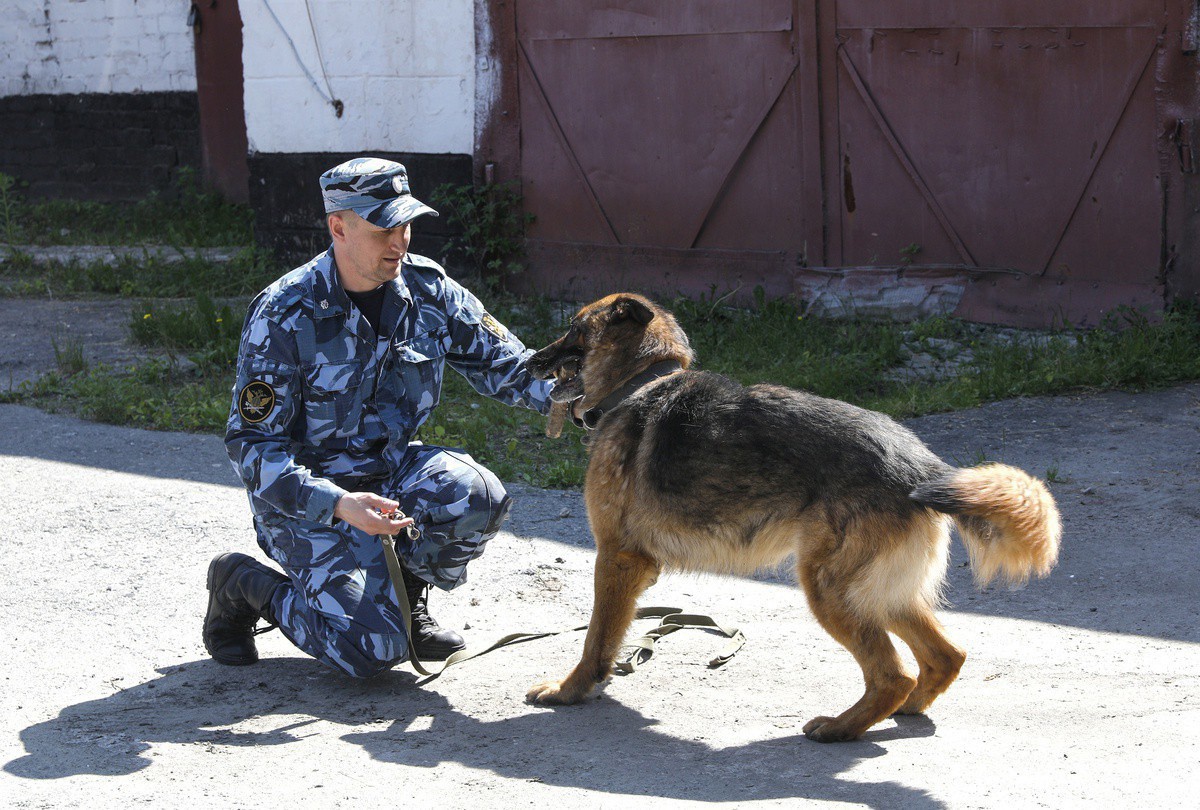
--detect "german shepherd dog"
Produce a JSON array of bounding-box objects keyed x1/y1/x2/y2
[{"x1": 525, "y1": 293, "x2": 1061, "y2": 742}]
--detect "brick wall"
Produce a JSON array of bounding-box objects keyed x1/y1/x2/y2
[
  {"x1": 1, "y1": 0, "x2": 196, "y2": 97},
  {"x1": 0, "y1": 0, "x2": 200, "y2": 201},
  {"x1": 0, "y1": 92, "x2": 199, "y2": 202},
  {"x1": 239, "y1": 1, "x2": 478, "y2": 265},
  {"x1": 239, "y1": 0, "x2": 475, "y2": 155}
]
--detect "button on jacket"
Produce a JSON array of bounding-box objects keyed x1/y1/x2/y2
[{"x1": 225, "y1": 249, "x2": 554, "y2": 524}]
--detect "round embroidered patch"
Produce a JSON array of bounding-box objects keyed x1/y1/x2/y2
[
  {"x1": 238, "y1": 380, "x2": 276, "y2": 423},
  {"x1": 481, "y1": 313, "x2": 507, "y2": 340}
]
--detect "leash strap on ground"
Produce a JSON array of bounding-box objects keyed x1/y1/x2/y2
[
  {"x1": 382, "y1": 536, "x2": 746, "y2": 682},
  {"x1": 613, "y1": 607, "x2": 746, "y2": 674}
]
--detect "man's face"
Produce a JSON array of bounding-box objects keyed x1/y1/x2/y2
[{"x1": 328, "y1": 210, "x2": 412, "y2": 292}]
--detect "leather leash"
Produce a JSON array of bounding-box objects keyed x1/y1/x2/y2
[{"x1": 380, "y1": 532, "x2": 746, "y2": 683}]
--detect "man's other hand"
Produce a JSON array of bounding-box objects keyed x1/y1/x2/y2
[{"x1": 334, "y1": 492, "x2": 415, "y2": 536}]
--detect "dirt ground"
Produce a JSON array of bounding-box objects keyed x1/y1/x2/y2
[{"x1": 2, "y1": 299, "x2": 1198, "y2": 808}]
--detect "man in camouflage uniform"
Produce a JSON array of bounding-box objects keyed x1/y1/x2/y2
[{"x1": 203, "y1": 157, "x2": 554, "y2": 678}]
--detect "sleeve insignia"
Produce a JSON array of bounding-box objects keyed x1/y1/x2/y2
[
  {"x1": 238, "y1": 380, "x2": 276, "y2": 423},
  {"x1": 480, "y1": 312, "x2": 508, "y2": 340}
]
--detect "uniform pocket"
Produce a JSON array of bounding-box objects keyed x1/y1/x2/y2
[
  {"x1": 390, "y1": 332, "x2": 449, "y2": 422},
  {"x1": 301, "y1": 360, "x2": 364, "y2": 440}
]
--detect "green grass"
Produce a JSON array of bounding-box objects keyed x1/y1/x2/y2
[
  {"x1": 6, "y1": 282, "x2": 1198, "y2": 487},
  {"x1": 5, "y1": 359, "x2": 233, "y2": 433},
  {"x1": 0, "y1": 168, "x2": 252, "y2": 248},
  {"x1": 673, "y1": 293, "x2": 909, "y2": 400},
  {"x1": 129, "y1": 295, "x2": 243, "y2": 367}
]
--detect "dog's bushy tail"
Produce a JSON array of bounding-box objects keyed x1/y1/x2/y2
[{"x1": 911, "y1": 464, "x2": 1061, "y2": 587}]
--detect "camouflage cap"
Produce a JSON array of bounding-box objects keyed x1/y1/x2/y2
[{"x1": 319, "y1": 157, "x2": 439, "y2": 228}]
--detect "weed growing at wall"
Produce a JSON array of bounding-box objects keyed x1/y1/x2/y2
[
  {"x1": 0, "y1": 173, "x2": 19, "y2": 245},
  {"x1": 429, "y1": 182, "x2": 533, "y2": 281}
]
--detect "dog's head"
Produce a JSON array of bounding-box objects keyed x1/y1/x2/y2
[{"x1": 529, "y1": 293, "x2": 694, "y2": 414}]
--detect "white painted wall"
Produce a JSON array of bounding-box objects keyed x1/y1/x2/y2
[
  {"x1": 0, "y1": 0, "x2": 197, "y2": 97},
  {"x1": 241, "y1": 0, "x2": 475, "y2": 155}
]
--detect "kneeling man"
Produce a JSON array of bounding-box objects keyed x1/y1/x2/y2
[{"x1": 204, "y1": 158, "x2": 553, "y2": 677}]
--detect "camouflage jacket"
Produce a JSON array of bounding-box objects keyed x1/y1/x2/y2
[{"x1": 225, "y1": 249, "x2": 553, "y2": 523}]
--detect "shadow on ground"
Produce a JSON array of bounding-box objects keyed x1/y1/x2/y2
[{"x1": 5, "y1": 659, "x2": 942, "y2": 807}]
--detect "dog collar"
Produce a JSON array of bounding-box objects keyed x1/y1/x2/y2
[{"x1": 579, "y1": 360, "x2": 684, "y2": 430}]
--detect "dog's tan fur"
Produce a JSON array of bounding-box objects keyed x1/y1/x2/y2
[{"x1": 524, "y1": 293, "x2": 1061, "y2": 742}]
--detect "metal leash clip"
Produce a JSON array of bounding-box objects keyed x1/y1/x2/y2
[{"x1": 381, "y1": 508, "x2": 421, "y2": 542}]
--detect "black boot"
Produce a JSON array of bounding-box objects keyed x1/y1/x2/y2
[
  {"x1": 203, "y1": 552, "x2": 288, "y2": 666},
  {"x1": 400, "y1": 565, "x2": 466, "y2": 660}
]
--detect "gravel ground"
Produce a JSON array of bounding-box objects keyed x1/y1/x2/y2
[{"x1": 2, "y1": 300, "x2": 1198, "y2": 808}]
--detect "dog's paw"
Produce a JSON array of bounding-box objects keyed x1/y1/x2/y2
[
  {"x1": 526, "y1": 679, "x2": 585, "y2": 705},
  {"x1": 894, "y1": 689, "x2": 934, "y2": 715},
  {"x1": 802, "y1": 716, "x2": 860, "y2": 743}
]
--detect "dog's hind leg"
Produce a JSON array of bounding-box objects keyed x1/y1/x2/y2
[
  {"x1": 890, "y1": 609, "x2": 966, "y2": 715},
  {"x1": 799, "y1": 563, "x2": 918, "y2": 742},
  {"x1": 526, "y1": 548, "x2": 660, "y2": 705}
]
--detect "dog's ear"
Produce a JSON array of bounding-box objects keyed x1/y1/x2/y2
[{"x1": 609, "y1": 296, "x2": 655, "y2": 326}]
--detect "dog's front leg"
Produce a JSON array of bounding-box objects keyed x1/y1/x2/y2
[{"x1": 527, "y1": 549, "x2": 659, "y2": 705}]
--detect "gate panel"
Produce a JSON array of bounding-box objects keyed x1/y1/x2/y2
[
  {"x1": 831, "y1": 1, "x2": 1166, "y2": 324},
  {"x1": 515, "y1": 0, "x2": 821, "y2": 298}
]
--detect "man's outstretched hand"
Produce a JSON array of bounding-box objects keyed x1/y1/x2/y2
[{"x1": 334, "y1": 492, "x2": 415, "y2": 536}]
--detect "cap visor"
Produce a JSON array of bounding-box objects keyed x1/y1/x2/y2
[{"x1": 360, "y1": 196, "x2": 439, "y2": 228}]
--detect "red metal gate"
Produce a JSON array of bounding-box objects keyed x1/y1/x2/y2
[
  {"x1": 514, "y1": 0, "x2": 822, "y2": 300},
  {"x1": 503, "y1": 0, "x2": 1186, "y2": 326},
  {"x1": 827, "y1": 1, "x2": 1166, "y2": 325}
]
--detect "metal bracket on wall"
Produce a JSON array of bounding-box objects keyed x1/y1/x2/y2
[{"x1": 1173, "y1": 119, "x2": 1198, "y2": 174}]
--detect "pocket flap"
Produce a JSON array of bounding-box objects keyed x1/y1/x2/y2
[
  {"x1": 302, "y1": 361, "x2": 362, "y2": 393},
  {"x1": 395, "y1": 332, "x2": 449, "y2": 363}
]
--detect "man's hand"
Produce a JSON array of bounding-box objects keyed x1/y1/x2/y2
[{"x1": 334, "y1": 492, "x2": 415, "y2": 536}]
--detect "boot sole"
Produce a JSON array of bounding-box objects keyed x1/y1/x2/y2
[
  {"x1": 413, "y1": 640, "x2": 468, "y2": 660},
  {"x1": 203, "y1": 553, "x2": 259, "y2": 666}
]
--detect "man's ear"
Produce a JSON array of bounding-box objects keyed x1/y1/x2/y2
[
  {"x1": 610, "y1": 296, "x2": 655, "y2": 326},
  {"x1": 327, "y1": 212, "x2": 348, "y2": 243}
]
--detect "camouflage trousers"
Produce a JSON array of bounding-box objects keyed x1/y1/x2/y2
[{"x1": 253, "y1": 445, "x2": 511, "y2": 678}]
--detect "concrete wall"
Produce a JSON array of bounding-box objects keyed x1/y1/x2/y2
[
  {"x1": 239, "y1": 0, "x2": 475, "y2": 155},
  {"x1": 0, "y1": 0, "x2": 196, "y2": 96}
]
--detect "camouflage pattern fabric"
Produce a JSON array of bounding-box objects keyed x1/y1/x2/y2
[
  {"x1": 319, "y1": 157, "x2": 439, "y2": 229},
  {"x1": 225, "y1": 248, "x2": 552, "y2": 677},
  {"x1": 256, "y1": 445, "x2": 510, "y2": 678}
]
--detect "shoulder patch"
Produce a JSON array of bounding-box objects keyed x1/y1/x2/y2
[
  {"x1": 481, "y1": 313, "x2": 507, "y2": 340},
  {"x1": 238, "y1": 380, "x2": 277, "y2": 423}
]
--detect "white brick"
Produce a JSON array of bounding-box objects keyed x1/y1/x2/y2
[
  {"x1": 0, "y1": 0, "x2": 196, "y2": 95},
  {"x1": 242, "y1": 0, "x2": 474, "y2": 154}
]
